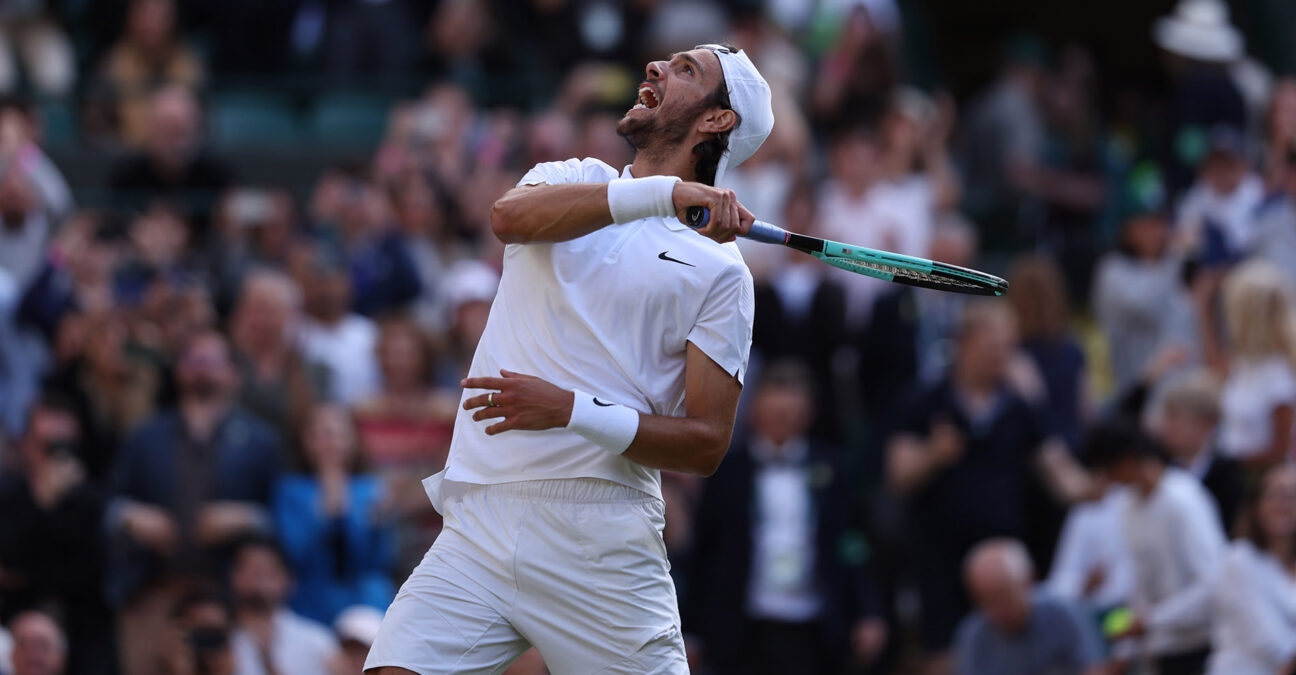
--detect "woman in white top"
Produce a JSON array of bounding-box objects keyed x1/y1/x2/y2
[
  {"x1": 1215, "y1": 260, "x2": 1296, "y2": 466},
  {"x1": 1208, "y1": 462, "x2": 1296, "y2": 675}
]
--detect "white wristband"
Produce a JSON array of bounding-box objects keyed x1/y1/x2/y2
[
  {"x1": 607, "y1": 176, "x2": 680, "y2": 224},
  {"x1": 566, "y1": 390, "x2": 640, "y2": 455}
]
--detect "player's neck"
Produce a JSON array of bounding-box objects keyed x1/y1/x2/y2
[{"x1": 629, "y1": 147, "x2": 697, "y2": 183}]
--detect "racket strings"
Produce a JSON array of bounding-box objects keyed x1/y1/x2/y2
[{"x1": 832, "y1": 257, "x2": 983, "y2": 290}]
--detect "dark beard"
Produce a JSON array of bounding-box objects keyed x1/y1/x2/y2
[{"x1": 616, "y1": 98, "x2": 708, "y2": 156}]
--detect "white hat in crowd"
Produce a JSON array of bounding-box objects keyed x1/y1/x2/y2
[
  {"x1": 1153, "y1": 0, "x2": 1245, "y2": 63},
  {"x1": 334, "y1": 606, "x2": 385, "y2": 647}
]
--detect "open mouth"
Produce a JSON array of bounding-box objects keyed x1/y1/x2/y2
[{"x1": 633, "y1": 84, "x2": 661, "y2": 111}]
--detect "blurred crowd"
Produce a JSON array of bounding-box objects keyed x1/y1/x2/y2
[{"x1": 1, "y1": 0, "x2": 1296, "y2": 674}]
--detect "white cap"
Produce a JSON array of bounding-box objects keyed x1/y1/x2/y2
[
  {"x1": 334, "y1": 605, "x2": 384, "y2": 646},
  {"x1": 699, "y1": 45, "x2": 775, "y2": 187},
  {"x1": 1153, "y1": 0, "x2": 1244, "y2": 63},
  {"x1": 443, "y1": 259, "x2": 501, "y2": 314}
]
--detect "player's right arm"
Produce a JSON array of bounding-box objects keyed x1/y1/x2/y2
[{"x1": 490, "y1": 181, "x2": 752, "y2": 245}]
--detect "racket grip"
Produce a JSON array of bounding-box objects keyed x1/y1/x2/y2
[
  {"x1": 685, "y1": 206, "x2": 710, "y2": 228},
  {"x1": 684, "y1": 206, "x2": 788, "y2": 245}
]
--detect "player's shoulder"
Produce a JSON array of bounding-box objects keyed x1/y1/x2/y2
[{"x1": 519, "y1": 157, "x2": 620, "y2": 187}]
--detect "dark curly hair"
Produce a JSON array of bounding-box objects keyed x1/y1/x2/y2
[{"x1": 693, "y1": 76, "x2": 742, "y2": 187}]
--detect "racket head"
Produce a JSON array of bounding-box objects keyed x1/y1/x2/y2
[{"x1": 814, "y1": 242, "x2": 1008, "y2": 296}]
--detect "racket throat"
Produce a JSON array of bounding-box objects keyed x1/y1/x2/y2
[{"x1": 785, "y1": 232, "x2": 824, "y2": 254}]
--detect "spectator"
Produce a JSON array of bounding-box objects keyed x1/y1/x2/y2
[
  {"x1": 1084, "y1": 420, "x2": 1225, "y2": 675},
  {"x1": 434, "y1": 259, "x2": 499, "y2": 383},
  {"x1": 109, "y1": 330, "x2": 282, "y2": 675},
  {"x1": 1148, "y1": 369, "x2": 1243, "y2": 532},
  {"x1": 954, "y1": 538, "x2": 1106, "y2": 675},
  {"x1": 290, "y1": 242, "x2": 380, "y2": 406},
  {"x1": 1045, "y1": 485, "x2": 1135, "y2": 612},
  {"x1": 875, "y1": 87, "x2": 961, "y2": 249},
  {"x1": 1261, "y1": 79, "x2": 1296, "y2": 188},
  {"x1": 686, "y1": 361, "x2": 885, "y2": 675},
  {"x1": 0, "y1": 2, "x2": 73, "y2": 97},
  {"x1": 228, "y1": 269, "x2": 328, "y2": 448},
  {"x1": 7, "y1": 611, "x2": 66, "y2": 675},
  {"x1": 159, "y1": 586, "x2": 233, "y2": 675},
  {"x1": 0, "y1": 395, "x2": 112, "y2": 675},
  {"x1": 886, "y1": 301, "x2": 1089, "y2": 667},
  {"x1": 309, "y1": 172, "x2": 421, "y2": 318},
  {"x1": 328, "y1": 605, "x2": 383, "y2": 675},
  {"x1": 273, "y1": 404, "x2": 395, "y2": 625},
  {"x1": 210, "y1": 189, "x2": 300, "y2": 312},
  {"x1": 95, "y1": 0, "x2": 203, "y2": 148},
  {"x1": 1006, "y1": 255, "x2": 1087, "y2": 452},
  {"x1": 0, "y1": 99, "x2": 74, "y2": 222},
  {"x1": 1207, "y1": 462, "x2": 1296, "y2": 675},
  {"x1": 227, "y1": 536, "x2": 338, "y2": 675},
  {"x1": 808, "y1": 2, "x2": 897, "y2": 128},
  {"x1": 40, "y1": 310, "x2": 160, "y2": 481},
  {"x1": 107, "y1": 85, "x2": 232, "y2": 233},
  {"x1": 1092, "y1": 163, "x2": 1198, "y2": 391},
  {"x1": 353, "y1": 318, "x2": 453, "y2": 472},
  {"x1": 1249, "y1": 137, "x2": 1296, "y2": 290},
  {"x1": 1174, "y1": 124, "x2": 1265, "y2": 265},
  {"x1": 1214, "y1": 260, "x2": 1296, "y2": 466},
  {"x1": 959, "y1": 33, "x2": 1048, "y2": 252},
  {"x1": 0, "y1": 155, "x2": 57, "y2": 294},
  {"x1": 1151, "y1": 0, "x2": 1249, "y2": 192},
  {"x1": 750, "y1": 183, "x2": 848, "y2": 443},
  {"x1": 387, "y1": 171, "x2": 450, "y2": 334},
  {"x1": 816, "y1": 122, "x2": 892, "y2": 329}
]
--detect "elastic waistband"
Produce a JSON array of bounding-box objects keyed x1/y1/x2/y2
[{"x1": 467, "y1": 478, "x2": 658, "y2": 504}]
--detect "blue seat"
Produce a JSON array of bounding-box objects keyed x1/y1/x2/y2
[
  {"x1": 309, "y1": 93, "x2": 391, "y2": 150},
  {"x1": 210, "y1": 92, "x2": 299, "y2": 148},
  {"x1": 38, "y1": 101, "x2": 77, "y2": 148}
]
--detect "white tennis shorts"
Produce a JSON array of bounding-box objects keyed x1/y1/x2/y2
[{"x1": 365, "y1": 475, "x2": 688, "y2": 674}]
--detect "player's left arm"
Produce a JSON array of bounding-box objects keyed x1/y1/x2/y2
[{"x1": 461, "y1": 342, "x2": 741, "y2": 476}]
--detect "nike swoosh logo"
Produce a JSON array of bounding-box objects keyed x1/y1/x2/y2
[
  {"x1": 593, "y1": 398, "x2": 614, "y2": 407},
  {"x1": 657, "y1": 251, "x2": 694, "y2": 267}
]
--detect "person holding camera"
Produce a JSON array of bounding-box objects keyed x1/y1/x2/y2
[
  {"x1": 0, "y1": 393, "x2": 113, "y2": 675},
  {"x1": 160, "y1": 586, "x2": 235, "y2": 675}
]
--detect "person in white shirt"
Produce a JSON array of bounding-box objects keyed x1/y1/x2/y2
[
  {"x1": 1174, "y1": 125, "x2": 1265, "y2": 262},
  {"x1": 1084, "y1": 420, "x2": 1227, "y2": 675},
  {"x1": 1045, "y1": 486, "x2": 1136, "y2": 611},
  {"x1": 1208, "y1": 462, "x2": 1296, "y2": 675},
  {"x1": 290, "y1": 243, "x2": 380, "y2": 405},
  {"x1": 228, "y1": 536, "x2": 338, "y2": 675},
  {"x1": 365, "y1": 43, "x2": 774, "y2": 675},
  {"x1": 1215, "y1": 260, "x2": 1296, "y2": 466}
]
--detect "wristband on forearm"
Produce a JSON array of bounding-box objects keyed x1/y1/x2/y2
[
  {"x1": 606, "y1": 176, "x2": 680, "y2": 224},
  {"x1": 567, "y1": 390, "x2": 640, "y2": 455}
]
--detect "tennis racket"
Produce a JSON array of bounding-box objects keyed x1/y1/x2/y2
[{"x1": 686, "y1": 206, "x2": 1008, "y2": 296}]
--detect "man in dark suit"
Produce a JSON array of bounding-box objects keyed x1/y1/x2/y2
[
  {"x1": 107, "y1": 330, "x2": 283, "y2": 675},
  {"x1": 685, "y1": 360, "x2": 886, "y2": 675}
]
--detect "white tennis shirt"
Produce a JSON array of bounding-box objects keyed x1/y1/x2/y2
[{"x1": 442, "y1": 158, "x2": 756, "y2": 499}]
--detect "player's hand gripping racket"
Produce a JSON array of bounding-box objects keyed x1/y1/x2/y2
[{"x1": 686, "y1": 206, "x2": 1008, "y2": 296}]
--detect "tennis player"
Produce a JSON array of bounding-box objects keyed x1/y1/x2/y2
[{"x1": 365, "y1": 44, "x2": 774, "y2": 674}]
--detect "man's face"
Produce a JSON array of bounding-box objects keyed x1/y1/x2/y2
[
  {"x1": 958, "y1": 317, "x2": 1016, "y2": 383},
  {"x1": 617, "y1": 48, "x2": 726, "y2": 152},
  {"x1": 1154, "y1": 406, "x2": 1213, "y2": 462},
  {"x1": 176, "y1": 601, "x2": 234, "y2": 675},
  {"x1": 10, "y1": 614, "x2": 66, "y2": 675},
  {"x1": 750, "y1": 384, "x2": 813, "y2": 447},
  {"x1": 230, "y1": 547, "x2": 290, "y2": 611},
  {"x1": 20, "y1": 409, "x2": 79, "y2": 473},
  {"x1": 176, "y1": 335, "x2": 235, "y2": 401},
  {"x1": 970, "y1": 573, "x2": 1032, "y2": 635}
]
